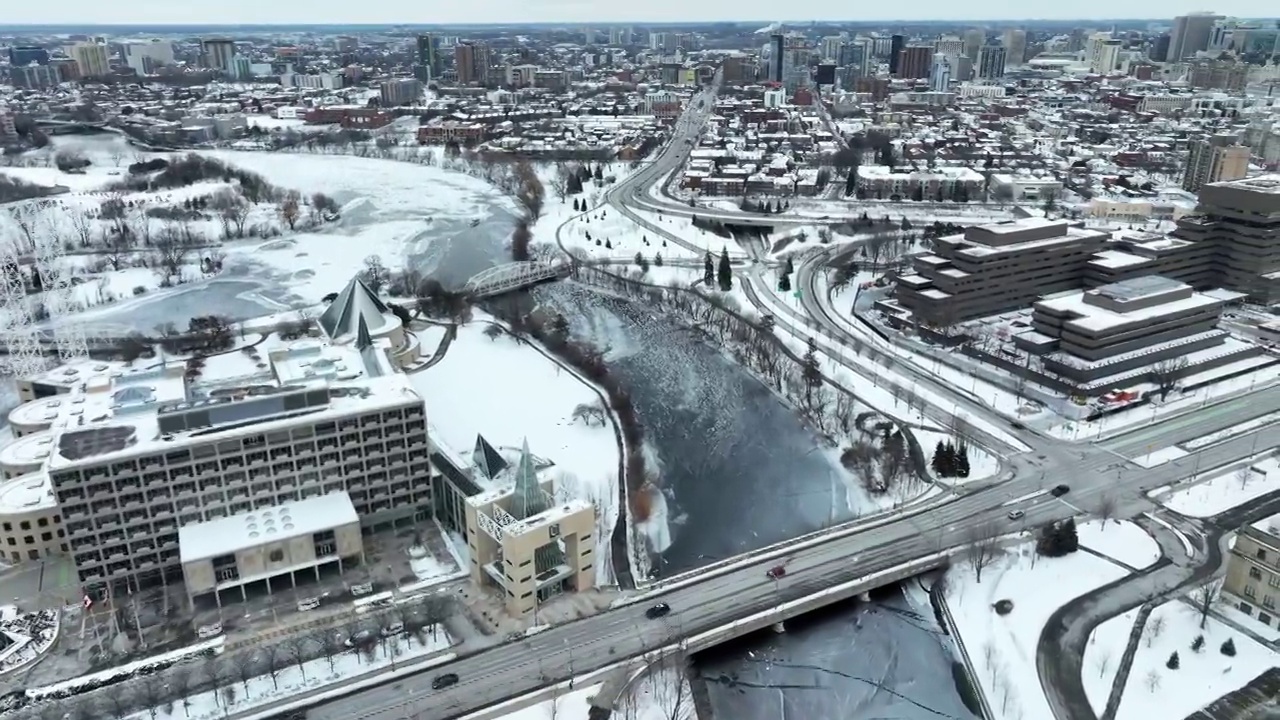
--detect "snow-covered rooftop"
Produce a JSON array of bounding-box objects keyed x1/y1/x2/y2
[{"x1": 178, "y1": 491, "x2": 359, "y2": 565}]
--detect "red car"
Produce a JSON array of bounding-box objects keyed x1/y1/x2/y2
[{"x1": 767, "y1": 565, "x2": 786, "y2": 580}]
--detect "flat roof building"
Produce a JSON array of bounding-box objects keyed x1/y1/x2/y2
[
  {"x1": 893, "y1": 217, "x2": 1109, "y2": 326},
  {"x1": 180, "y1": 491, "x2": 364, "y2": 609},
  {"x1": 1173, "y1": 174, "x2": 1280, "y2": 304},
  {"x1": 1026, "y1": 276, "x2": 1231, "y2": 382}
]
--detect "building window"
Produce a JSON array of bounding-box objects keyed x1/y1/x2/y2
[
  {"x1": 1265, "y1": 595, "x2": 1276, "y2": 610},
  {"x1": 1250, "y1": 566, "x2": 1263, "y2": 580},
  {"x1": 1257, "y1": 548, "x2": 1269, "y2": 561},
  {"x1": 1261, "y1": 613, "x2": 1273, "y2": 627},
  {"x1": 1245, "y1": 585, "x2": 1257, "y2": 598},
  {"x1": 268, "y1": 549, "x2": 284, "y2": 563},
  {"x1": 23, "y1": 536, "x2": 33, "y2": 545},
  {"x1": 19, "y1": 521, "x2": 29, "y2": 531}
]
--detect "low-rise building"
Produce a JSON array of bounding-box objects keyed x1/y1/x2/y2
[
  {"x1": 856, "y1": 165, "x2": 984, "y2": 201},
  {"x1": 1224, "y1": 511, "x2": 1280, "y2": 628}
]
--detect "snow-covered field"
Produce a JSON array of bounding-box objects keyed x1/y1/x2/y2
[
  {"x1": 1156, "y1": 457, "x2": 1280, "y2": 517},
  {"x1": 945, "y1": 543, "x2": 1130, "y2": 720},
  {"x1": 1082, "y1": 599, "x2": 1274, "y2": 720},
  {"x1": 408, "y1": 316, "x2": 620, "y2": 584},
  {"x1": 1131, "y1": 446, "x2": 1188, "y2": 468},
  {"x1": 1182, "y1": 411, "x2": 1280, "y2": 451},
  {"x1": 1077, "y1": 520, "x2": 1161, "y2": 569},
  {"x1": 490, "y1": 664, "x2": 691, "y2": 720}
]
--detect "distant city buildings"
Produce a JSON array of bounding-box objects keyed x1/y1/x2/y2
[
  {"x1": 1169, "y1": 12, "x2": 1223, "y2": 61},
  {"x1": 201, "y1": 38, "x2": 236, "y2": 74},
  {"x1": 1183, "y1": 135, "x2": 1251, "y2": 193},
  {"x1": 68, "y1": 41, "x2": 109, "y2": 78},
  {"x1": 122, "y1": 39, "x2": 174, "y2": 76}
]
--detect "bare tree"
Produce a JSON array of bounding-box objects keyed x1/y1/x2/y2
[
  {"x1": 1096, "y1": 494, "x2": 1118, "y2": 526},
  {"x1": 1094, "y1": 649, "x2": 1112, "y2": 679},
  {"x1": 1189, "y1": 580, "x2": 1223, "y2": 629},
  {"x1": 964, "y1": 522, "x2": 1000, "y2": 583},
  {"x1": 259, "y1": 644, "x2": 283, "y2": 690},
  {"x1": 170, "y1": 665, "x2": 194, "y2": 717},
  {"x1": 360, "y1": 254, "x2": 391, "y2": 294},
  {"x1": 105, "y1": 688, "x2": 132, "y2": 720},
  {"x1": 234, "y1": 652, "x2": 258, "y2": 693},
  {"x1": 1145, "y1": 613, "x2": 1166, "y2": 648},
  {"x1": 201, "y1": 656, "x2": 224, "y2": 706},
  {"x1": 313, "y1": 629, "x2": 341, "y2": 673},
  {"x1": 68, "y1": 210, "x2": 94, "y2": 247},
  {"x1": 221, "y1": 685, "x2": 238, "y2": 711},
  {"x1": 1152, "y1": 357, "x2": 1188, "y2": 401},
  {"x1": 1143, "y1": 669, "x2": 1161, "y2": 693},
  {"x1": 137, "y1": 674, "x2": 164, "y2": 720},
  {"x1": 651, "y1": 655, "x2": 693, "y2": 720},
  {"x1": 550, "y1": 162, "x2": 574, "y2": 201},
  {"x1": 37, "y1": 699, "x2": 67, "y2": 720},
  {"x1": 278, "y1": 189, "x2": 301, "y2": 230},
  {"x1": 284, "y1": 634, "x2": 311, "y2": 681},
  {"x1": 67, "y1": 698, "x2": 98, "y2": 720},
  {"x1": 151, "y1": 224, "x2": 187, "y2": 285},
  {"x1": 1237, "y1": 467, "x2": 1253, "y2": 490}
]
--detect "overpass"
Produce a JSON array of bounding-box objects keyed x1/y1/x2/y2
[{"x1": 299, "y1": 416, "x2": 1280, "y2": 720}]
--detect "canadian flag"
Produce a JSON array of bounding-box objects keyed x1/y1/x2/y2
[{"x1": 82, "y1": 595, "x2": 93, "y2": 610}]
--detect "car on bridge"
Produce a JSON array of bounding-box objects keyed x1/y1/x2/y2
[
  {"x1": 1050, "y1": 484, "x2": 1070, "y2": 497},
  {"x1": 432, "y1": 673, "x2": 459, "y2": 690},
  {"x1": 766, "y1": 565, "x2": 786, "y2": 580},
  {"x1": 1007, "y1": 510, "x2": 1025, "y2": 521},
  {"x1": 645, "y1": 602, "x2": 671, "y2": 620}
]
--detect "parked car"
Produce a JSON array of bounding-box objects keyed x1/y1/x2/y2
[
  {"x1": 381, "y1": 622, "x2": 404, "y2": 637},
  {"x1": 432, "y1": 673, "x2": 459, "y2": 690},
  {"x1": 1007, "y1": 510, "x2": 1025, "y2": 521},
  {"x1": 1050, "y1": 484, "x2": 1070, "y2": 497},
  {"x1": 645, "y1": 602, "x2": 671, "y2": 620},
  {"x1": 766, "y1": 565, "x2": 786, "y2": 580}
]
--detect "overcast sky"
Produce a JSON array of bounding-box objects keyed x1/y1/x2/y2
[{"x1": 5, "y1": 1, "x2": 1277, "y2": 26}]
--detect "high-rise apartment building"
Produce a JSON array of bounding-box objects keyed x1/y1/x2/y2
[
  {"x1": 1169, "y1": 12, "x2": 1223, "y2": 60},
  {"x1": 454, "y1": 42, "x2": 490, "y2": 85},
  {"x1": 930, "y1": 54, "x2": 953, "y2": 92},
  {"x1": 9, "y1": 46, "x2": 48, "y2": 67},
  {"x1": 977, "y1": 44, "x2": 1007, "y2": 80},
  {"x1": 1183, "y1": 134, "x2": 1251, "y2": 193},
  {"x1": 1150, "y1": 33, "x2": 1171, "y2": 62},
  {"x1": 896, "y1": 45, "x2": 933, "y2": 80},
  {"x1": 770, "y1": 33, "x2": 785, "y2": 82},
  {"x1": 69, "y1": 41, "x2": 110, "y2": 78},
  {"x1": 963, "y1": 29, "x2": 985, "y2": 61},
  {"x1": 380, "y1": 78, "x2": 423, "y2": 106},
  {"x1": 416, "y1": 34, "x2": 444, "y2": 81},
  {"x1": 888, "y1": 34, "x2": 906, "y2": 74},
  {"x1": 1089, "y1": 36, "x2": 1125, "y2": 74},
  {"x1": 1001, "y1": 29, "x2": 1027, "y2": 66},
  {"x1": 935, "y1": 35, "x2": 965, "y2": 59},
  {"x1": 821, "y1": 35, "x2": 846, "y2": 62},
  {"x1": 122, "y1": 39, "x2": 173, "y2": 76},
  {"x1": 201, "y1": 39, "x2": 236, "y2": 74}
]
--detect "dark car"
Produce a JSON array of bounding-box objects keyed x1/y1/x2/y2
[
  {"x1": 432, "y1": 673, "x2": 459, "y2": 690},
  {"x1": 645, "y1": 602, "x2": 671, "y2": 620},
  {"x1": 767, "y1": 565, "x2": 786, "y2": 580},
  {"x1": 1050, "y1": 484, "x2": 1070, "y2": 497}
]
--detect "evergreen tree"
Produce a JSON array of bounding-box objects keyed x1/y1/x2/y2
[
  {"x1": 573, "y1": 198, "x2": 580, "y2": 211},
  {"x1": 703, "y1": 252, "x2": 714, "y2": 286},
  {"x1": 956, "y1": 442, "x2": 971, "y2": 478},
  {"x1": 911, "y1": 184, "x2": 924, "y2": 202},
  {"x1": 931, "y1": 441, "x2": 947, "y2": 475},
  {"x1": 760, "y1": 314, "x2": 775, "y2": 335},
  {"x1": 784, "y1": 257, "x2": 795, "y2": 276},
  {"x1": 593, "y1": 165, "x2": 604, "y2": 181},
  {"x1": 1166, "y1": 651, "x2": 1179, "y2": 669},
  {"x1": 717, "y1": 248, "x2": 733, "y2": 291},
  {"x1": 634, "y1": 251, "x2": 644, "y2": 266},
  {"x1": 639, "y1": 255, "x2": 650, "y2": 272},
  {"x1": 1221, "y1": 638, "x2": 1236, "y2": 656},
  {"x1": 778, "y1": 272, "x2": 791, "y2": 292},
  {"x1": 801, "y1": 337, "x2": 823, "y2": 406},
  {"x1": 1191, "y1": 635, "x2": 1205, "y2": 653},
  {"x1": 605, "y1": 239, "x2": 612, "y2": 249},
  {"x1": 1060, "y1": 517, "x2": 1079, "y2": 553},
  {"x1": 654, "y1": 253, "x2": 663, "y2": 266}
]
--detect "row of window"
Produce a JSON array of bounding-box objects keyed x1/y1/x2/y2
[
  {"x1": 4, "y1": 528, "x2": 65, "y2": 546},
  {"x1": 0, "y1": 515, "x2": 59, "y2": 532}
]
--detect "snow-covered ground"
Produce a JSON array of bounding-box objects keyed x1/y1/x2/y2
[
  {"x1": 117, "y1": 628, "x2": 454, "y2": 720},
  {"x1": 1182, "y1": 411, "x2": 1280, "y2": 451},
  {"x1": 1077, "y1": 520, "x2": 1161, "y2": 569},
  {"x1": 1131, "y1": 446, "x2": 1188, "y2": 468},
  {"x1": 1082, "y1": 598, "x2": 1275, "y2": 720},
  {"x1": 491, "y1": 664, "x2": 691, "y2": 720},
  {"x1": 408, "y1": 316, "x2": 620, "y2": 584},
  {"x1": 916, "y1": 429, "x2": 999, "y2": 486},
  {"x1": 945, "y1": 543, "x2": 1130, "y2": 720},
  {"x1": 1156, "y1": 457, "x2": 1280, "y2": 517}
]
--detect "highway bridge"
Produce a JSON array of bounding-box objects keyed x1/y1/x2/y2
[{"x1": 290, "y1": 405, "x2": 1280, "y2": 720}]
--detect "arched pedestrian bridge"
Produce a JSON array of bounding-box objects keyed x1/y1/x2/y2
[{"x1": 464, "y1": 261, "x2": 567, "y2": 299}]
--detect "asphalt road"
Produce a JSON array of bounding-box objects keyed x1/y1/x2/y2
[{"x1": 304, "y1": 420, "x2": 1280, "y2": 720}]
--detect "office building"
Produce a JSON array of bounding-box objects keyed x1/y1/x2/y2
[
  {"x1": 180, "y1": 491, "x2": 365, "y2": 609},
  {"x1": 977, "y1": 44, "x2": 1007, "y2": 80},
  {"x1": 0, "y1": 108, "x2": 16, "y2": 145},
  {"x1": 770, "y1": 33, "x2": 785, "y2": 82},
  {"x1": 888, "y1": 34, "x2": 906, "y2": 74},
  {"x1": 466, "y1": 440, "x2": 595, "y2": 617},
  {"x1": 1174, "y1": 175, "x2": 1280, "y2": 304},
  {"x1": 1, "y1": 276, "x2": 429, "y2": 596},
  {"x1": 820, "y1": 35, "x2": 846, "y2": 62},
  {"x1": 963, "y1": 29, "x2": 985, "y2": 61},
  {"x1": 891, "y1": 218, "x2": 1109, "y2": 325},
  {"x1": 380, "y1": 78, "x2": 423, "y2": 106},
  {"x1": 1028, "y1": 276, "x2": 1232, "y2": 383},
  {"x1": 455, "y1": 42, "x2": 490, "y2": 85},
  {"x1": 1089, "y1": 36, "x2": 1125, "y2": 74},
  {"x1": 8, "y1": 46, "x2": 48, "y2": 66},
  {"x1": 650, "y1": 32, "x2": 671, "y2": 53},
  {"x1": 416, "y1": 34, "x2": 443, "y2": 81},
  {"x1": 202, "y1": 39, "x2": 236, "y2": 74},
  {"x1": 69, "y1": 42, "x2": 110, "y2": 78},
  {"x1": 1170, "y1": 12, "x2": 1223, "y2": 60},
  {"x1": 1182, "y1": 135, "x2": 1251, "y2": 193},
  {"x1": 896, "y1": 45, "x2": 933, "y2": 80},
  {"x1": 1001, "y1": 29, "x2": 1027, "y2": 66},
  {"x1": 609, "y1": 27, "x2": 630, "y2": 45},
  {"x1": 930, "y1": 53, "x2": 953, "y2": 92},
  {"x1": 1150, "y1": 33, "x2": 1171, "y2": 62},
  {"x1": 1224, "y1": 513, "x2": 1280, "y2": 629},
  {"x1": 1187, "y1": 60, "x2": 1249, "y2": 91},
  {"x1": 11, "y1": 63, "x2": 61, "y2": 89},
  {"x1": 122, "y1": 39, "x2": 174, "y2": 76},
  {"x1": 935, "y1": 35, "x2": 965, "y2": 59}
]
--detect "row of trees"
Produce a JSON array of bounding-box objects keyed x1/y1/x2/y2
[
  {"x1": 931, "y1": 440, "x2": 971, "y2": 479},
  {"x1": 18, "y1": 597, "x2": 451, "y2": 720}
]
